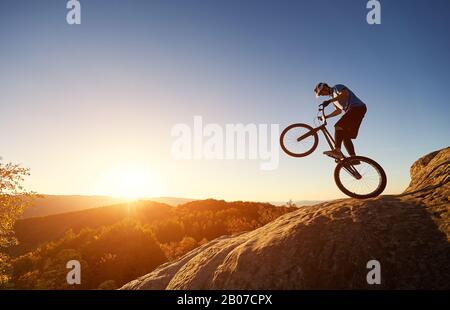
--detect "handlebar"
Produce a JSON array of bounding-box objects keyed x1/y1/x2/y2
[{"x1": 317, "y1": 105, "x2": 327, "y2": 125}]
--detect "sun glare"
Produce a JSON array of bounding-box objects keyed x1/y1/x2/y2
[{"x1": 96, "y1": 165, "x2": 160, "y2": 200}]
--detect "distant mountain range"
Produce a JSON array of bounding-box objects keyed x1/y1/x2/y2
[
  {"x1": 22, "y1": 195, "x2": 324, "y2": 219},
  {"x1": 9, "y1": 199, "x2": 296, "y2": 289},
  {"x1": 21, "y1": 195, "x2": 195, "y2": 218}
]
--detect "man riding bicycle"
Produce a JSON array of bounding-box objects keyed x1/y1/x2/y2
[{"x1": 314, "y1": 82, "x2": 367, "y2": 160}]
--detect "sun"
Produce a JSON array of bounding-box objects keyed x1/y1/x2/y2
[
  {"x1": 113, "y1": 168, "x2": 150, "y2": 199},
  {"x1": 97, "y1": 165, "x2": 160, "y2": 200}
]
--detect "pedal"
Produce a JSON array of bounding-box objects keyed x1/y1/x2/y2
[{"x1": 323, "y1": 151, "x2": 343, "y2": 160}]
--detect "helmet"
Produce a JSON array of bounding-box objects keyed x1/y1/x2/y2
[{"x1": 314, "y1": 82, "x2": 329, "y2": 97}]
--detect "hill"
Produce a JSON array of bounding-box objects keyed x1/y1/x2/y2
[
  {"x1": 10, "y1": 201, "x2": 172, "y2": 256},
  {"x1": 11, "y1": 200, "x2": 296, "y2": 257},
  {"x1": 21, "y1": 195, "x2": 195, "y2": 219},
  {"x1": 122, "y1": 147, "x2": 450, "y2": 290},
  {"x1": 7, "y1": 200, "x2": 296, "y2": 289}
]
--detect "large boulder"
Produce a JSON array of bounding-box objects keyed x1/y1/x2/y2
[{"x1": 122, "y1": 148, "x2": 450, "y2": 289}]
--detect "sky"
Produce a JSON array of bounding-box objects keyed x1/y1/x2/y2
[{"x1": 1, "y1": 0, "x2": 449, "y2": 201}]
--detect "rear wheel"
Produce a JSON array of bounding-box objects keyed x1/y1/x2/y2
[
  {"x1": 334, "y1": 156, "x2": 387, "y2": 199},
  {"x1": 280, "y1": 123, "x2": 319, "y2": 157}
]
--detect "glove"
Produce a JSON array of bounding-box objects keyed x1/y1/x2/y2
[{"x1": 321, "y1": 100, "x2": 331, "y2": 108}]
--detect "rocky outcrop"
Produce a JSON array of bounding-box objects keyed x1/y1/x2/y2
[{"x1": 122, "y1": 148, "x2": 450, "y2": 290}]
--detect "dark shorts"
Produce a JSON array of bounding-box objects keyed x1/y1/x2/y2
[{"x1": 335, "y1": 105, "x2": 367, "y2": 139}]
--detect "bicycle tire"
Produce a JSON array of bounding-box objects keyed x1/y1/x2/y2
[
  {"x1": 334, "y1": 156, "x2": 387, "y2": 199},
  {"x1": 280, "y1": 123, "x2": 319, "y2": 157}
]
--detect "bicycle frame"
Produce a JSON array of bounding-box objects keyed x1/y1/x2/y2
[
  {"x1": 297, "y1": 106, "x2": 362, "y2": 179},
  {"x1": 297, "y1": 107, "x2": 336, "y2": 151}
]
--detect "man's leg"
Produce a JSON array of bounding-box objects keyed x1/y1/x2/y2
[
  {"x1": 342, "y1": 106, "x2": 366, "y2": 158},
  {"x1": 323, "y1": 126, "x2": 345, "y2": 159},
  {"x1": 334, "y1": 126, "x2": 345, "y2": 150},
  {"x1": 343, "y1": 136, "x2": 356, "y2": 156},
  {"x1": 343, "y1": 136, "x2": 361, "y2": 164}
]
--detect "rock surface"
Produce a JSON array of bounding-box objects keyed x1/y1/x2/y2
[{"x1": 122, "y1": 148, "x2": 450, "y2": 289}]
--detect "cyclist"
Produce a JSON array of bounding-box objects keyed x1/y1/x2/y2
[{"x1": 314, "y1": 82, "x2": 367, "y2": 160}]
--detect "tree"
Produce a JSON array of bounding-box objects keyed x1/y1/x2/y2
[
  {"x1": 286, "y1": 199, "x2": 297, "y2": 208},
  {"x1": 0, "y1": 159, "x2": 35, "y2": 285}
]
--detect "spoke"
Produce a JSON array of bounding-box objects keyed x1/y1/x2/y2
[
  {"x1": 339, "y1": 162, "x2": 382, "y2": 195},
  {"x1": 284, "y1": 127, "x2": 316, "y2": 154}
]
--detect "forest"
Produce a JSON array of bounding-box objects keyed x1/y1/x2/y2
[{"x1": 4, "y1": 199, "x2": 296, "y2": 289}]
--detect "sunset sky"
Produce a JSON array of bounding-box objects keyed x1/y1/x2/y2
[{"x1": 1, "y1": 0, "x2": 449, "y2": 201}]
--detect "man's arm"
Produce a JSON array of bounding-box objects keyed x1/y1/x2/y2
[
  {"x1": 323, "y1": 88, "x2": 349, "y2": 118},
  {"x1": 325, "y1": 88, "x2": 349, "y2": 106},
  {"x1": 325, "y1": 107, "x2": 342, "y2": 119}
]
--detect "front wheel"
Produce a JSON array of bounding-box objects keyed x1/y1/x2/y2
[
  {"x1": 334, "y1": 156, "x2": 387, "y2": 199},
  {"x1": 280, "y1": 123, "x2": 319, "y2": 157}
]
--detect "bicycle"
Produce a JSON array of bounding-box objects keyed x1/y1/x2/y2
[{"x1": 279, "y1": 105, "x2": 387, "y2": 199}]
